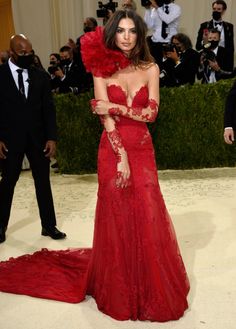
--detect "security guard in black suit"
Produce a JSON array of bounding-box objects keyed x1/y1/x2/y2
[{"x1": 0, "y1": 34, "x2": 66, "y2": 243}]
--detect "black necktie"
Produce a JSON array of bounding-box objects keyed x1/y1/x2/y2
[
  {"x1": 16, "y1": 69, "x2": 26, "y2": 98},
  {"x1": 164, "y1": 5, "x2": 169, "y2": 14},
  {"x1": 161, "y1": 5, "x2": 169, "y2": 39},
  {"x1": 215, "y1": 22, "x2": 222, "y2": 26},
  {"x1": 64, "y1": 65, "x2": 69, "y2": 76}
]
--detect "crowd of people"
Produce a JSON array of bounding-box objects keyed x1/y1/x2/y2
[
  {"x1": 46, "y1": 0, "x2": 234, "y2": 90},
  {"x1": 1, "y1": 0, "x2": 235, "y2": 90},
  {"x1": 48, "y1": 0, "x2": 235, "y2": 89},
  {"x1": 143, "y1": 0, "x2": 235, "y2": 86}
]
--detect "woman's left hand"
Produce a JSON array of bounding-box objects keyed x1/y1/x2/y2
[{"x1": 90, "y1": 99, "x2": 111, "y2": 115}]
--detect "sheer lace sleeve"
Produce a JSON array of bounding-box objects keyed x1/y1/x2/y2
[
  {"x1": 102, "y1": 116, "x2": 131, "y2": 188},
  {"x1": 91, "y1": 99, "x2": 130, "y2": 188},
  {"x1": 90, "y1": 99, "x2": 126, "y2": 162}
]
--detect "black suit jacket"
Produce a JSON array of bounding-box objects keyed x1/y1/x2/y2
[
  {"x1": 196, "y1": 20, "x2": 234, "y2": 70},
  {"x1": 74, "y1": 35, "x2": 93, "y2": 91},
  {"x1": 197, "y1": 46, "x2": 231, "y2": 83},
  {"x1": 161, "y1": 48, "x2": 200, "y2": 87},
  {"x1": 224, "y1": 80, "x2": 236, "y2": 130},
  {"x1": 58, "y1": 61, "x2": 85, "y2": 94},
  {"x1": 0, "y1": 63, "x2": 57, "y2": 152}
]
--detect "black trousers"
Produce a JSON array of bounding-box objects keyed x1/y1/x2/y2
[
  {"x1": 147, "y1": 37, "x2": 165, "y2": 70},
  {"x1": 0, "y1": 143, "x2": 57, "y2": 229}
]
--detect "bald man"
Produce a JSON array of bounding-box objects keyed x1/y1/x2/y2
[{"x1": 0, "y1": 34, "x2": 66, "y2": 243}]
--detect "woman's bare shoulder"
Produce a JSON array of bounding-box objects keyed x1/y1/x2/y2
[{"x1": 145, "y1": 63, "x2": 160, "y2": 77}]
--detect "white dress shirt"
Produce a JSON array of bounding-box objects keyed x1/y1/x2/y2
[
  {"x1": 61, "y1": 61, "x2": 73, "y2": 81},
  {"x1": 8, "y1": 58, "x2": 29, "y2": 98},
  {"x1": 213, "y1": 20, "x2": 225, "y2": 48},
  {"x1": 144, "y1": 3, "x2": 181, "y2": 43},
  {"x1": 208, "y1": 46, "x2": 218, "y2": 83}
]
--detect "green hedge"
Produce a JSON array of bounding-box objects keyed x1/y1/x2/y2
[
  {"x1": 54, "y1": 79, "x2": 236, "y2": 174},
  {"x1": 54, "y1": 90, "x2": 102, "y2": 174}
]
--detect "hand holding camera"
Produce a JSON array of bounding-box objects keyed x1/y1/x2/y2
[
  {"x1": 200, "y1": 46, "x2": 216, "y2": 65},
  {"x1": 208, "y1": 59, "x2": 220, "y2": 71},
  {"x1": 162, "y1": 43, "x2": 180, "y2": 63},
  {"x1": 53, "y1": 66, "x2": 64, "y2": 78},
  {"x1": 48, "y1": 65, "x2": 58, "y2": 75},
  {"x1": 141, "y1": 0, "x2": 172, "y2": 8},
  {"x1": 48, "y1": 65, "x2": 64, "y2": 78},
  {"x1": 167, "y1": 51, "x2": 180, "y2": 64},
  {"x1": 150, "y1": 0, "x2": 158, "y2": 8},
  {"x1": 141, "y1": 0, "x2": 158, "y2": 8},
  {"x1": 97, "y1": 0, "x2": 118, "y2": 18}
]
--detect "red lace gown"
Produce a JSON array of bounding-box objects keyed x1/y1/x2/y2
[{"x1": 0, "y1": 85, "x2": 189, "y2": 322}]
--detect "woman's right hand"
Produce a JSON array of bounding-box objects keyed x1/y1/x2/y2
[{"x1": 116, "y1": 151, "x2": 131, "y2": 188}]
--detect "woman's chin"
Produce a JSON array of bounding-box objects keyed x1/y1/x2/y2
[{"x1": 121, "y1": 50, "x2": 131, "y2": 57}]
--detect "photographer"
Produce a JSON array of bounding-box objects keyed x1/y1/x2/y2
[
  {"x1": 67, "y1": 17, "x2": 98, "y2": 91},
  {"x1": 52, "y1": 46, "x2": 85, "y2": 94},
  {"x1": 160, "y1": 33, "x2": 199, "y2": 87},
  {"x1": 97, "y1": 0, "x2": 118, "y2": 25},
  {"x1": 143, "y1": 0, "x2": 181, "y2": 68},
  {"x1": 195, "y1": 0, "x2": 234, "y2": 71},
  {"x1": 197, "y1": 29, "x2": 233, "y2": 84},
  {"x1": 47, "y1": 53, "x2": 61, "y2": 92},
  {"x1": 121, "y1": 0, "x2": 137, "y2": 10}
]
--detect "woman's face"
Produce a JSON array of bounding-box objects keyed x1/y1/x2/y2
[{"x1": 115, "y1": 18, "x2": 137, "y2": 55}]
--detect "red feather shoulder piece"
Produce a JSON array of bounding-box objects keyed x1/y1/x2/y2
[{"x1": 80, "y1": 26, "x2": 131, "y2": 78}]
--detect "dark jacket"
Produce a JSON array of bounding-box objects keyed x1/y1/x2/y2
[
  {"x1": 161, "y1": 48, "x2": 200, "y2": 87},
  {"x1": 0, "y1": 62, "x2": 57, "y2": 152},
  {"x1": 197, "y1": 46, "x2": 233, "y2": 84},
  {"x1": 224, "y1": 80, "x2": 236, "y2": 130},
  {"x1": 58, "y1": 61, "x2": 86, "y2": 94},
  {"x1": 74, "y1": 35, "x2": 93, "y2": 91},
  {"x1": 196, "y1": 20, "x2": 234, "y2": 70}
]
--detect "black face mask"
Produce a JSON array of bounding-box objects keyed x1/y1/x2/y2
[
  {"x1": 210, "y1": 40, "x2": 219, "y2": 49},
  {"x1": 50, "y1": 60, "x2": 57, "y2": 65},
  {"x1": 212, "y1": 11, "x2": 222, "y2": 21},
  {"x1": 16, "y1": 54, "x2": 34, "y2": 69},
  {"x1": 60, "y1": 58, "x2": 71, "y2": 66},
  {"x1": 163, "y1": 0, "x2": 172, "y2": 4},
  {"x1": 83, "y1": 26, "x2": 93, "y2": 33}
]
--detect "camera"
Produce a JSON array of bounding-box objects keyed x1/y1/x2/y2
[
  {"x1": 48, "y1": 65, "x2": 60, "y2": 75},
  {"x1": 97, "y1": 0, "x2": 118, "y2": 18},
  {"x1": 141, "y1": 0, "x2": 152, "y2": 6},
  {"x1": 201, "y1": 44, "x2": 216, "y2": 64},
  {"x1": 202, "y1": 50, "x2": 216, "y2": 63},
  {"x1": 162, "y1": 43, "x2": 178, "y2": 53},
  {"x1": 141, "y1": 0, "x2": 169, "y2": 7}
]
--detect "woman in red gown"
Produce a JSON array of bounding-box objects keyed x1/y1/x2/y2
[{"x1": 0, "y1": 9, "x2": 189, "y2": 322}]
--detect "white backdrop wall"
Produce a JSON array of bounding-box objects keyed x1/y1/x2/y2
[{"x1": 11, "y1": 0, "x2": 236, "y2": 68}]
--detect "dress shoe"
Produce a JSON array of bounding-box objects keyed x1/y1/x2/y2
[
  {"x1": 0, "y1": 227, "x2": 6, "y2": 243},
  {"x1": 41, "y1": 226, "x2": 66, "y2": 240}
]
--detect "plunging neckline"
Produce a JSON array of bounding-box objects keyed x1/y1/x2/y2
[{"x1": 107, "y1": 84, "x2": 148, "y2": 107}]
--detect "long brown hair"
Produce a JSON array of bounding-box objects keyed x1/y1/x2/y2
[{"x1": 104, "y1": 9, "x2": 154, "y2": 67}]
